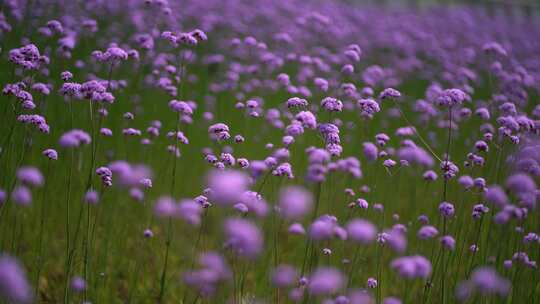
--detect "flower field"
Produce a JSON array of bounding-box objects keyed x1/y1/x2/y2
[{"x1": 0, "y1": 1, "x2": 539, "y2": 303}]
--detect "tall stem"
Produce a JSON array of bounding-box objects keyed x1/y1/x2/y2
[
  {"x1": 34, "y1": 161, "x2": 51, "y2": 298},
  {"x1": 63, "y1": 149, "x2": 75, "y2": 304}
]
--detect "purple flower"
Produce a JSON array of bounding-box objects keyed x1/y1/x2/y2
[
  {"x1": 423, "y1": 170, "x2": 438, "y2": 181},
  {"x1": 0, "y1": 255, "x2": 32, "y2": 303},
  {"x1": 224, "y1": 218, "x2": 263, "y2": 259},
  {"x1": 321, "y1": 97, "x2": 343, "y2": 112},
  {"x1": 363, "y1": 142, "x2": 378, "y2": 162},
  {"x1": 308, "y1": 267, "x2": 345, "y2": 296},
  {"x1": 143, "y1": 229, "x2": 154, "y2": 238},
  {"x1": 272, "y1": 163, "x2": 294, "y2": 179},
  {"x1": 458, "y1": 175, "x2": 474, "y2": 189},
  {"x1": 436, "y1": 88, "x2": 468, "y2": 107},
  {"x1": 440, "y1": 235, "x2": 456, "y2": 250},
  {"x1": 208, "y1": 123, "x2": 231, "y2": 141},
  {"x1": 309, "y1": 217, "x2": 335, "y2": 241},
  {"x1": 287, "y1": 97, "x2": 308, "y2": 108},
  {"x1": 357, "y1": 98, "x2": 380, "y2": 118},
  {"x1": 0, "y1": 190, "x2": 6, "y2": 205},
  {"x1": 456, "y1": 267, "x2": 510, "y2": 301},
  {"x1": 207, "y1": 170, "x2": 249, "y2": 205},
  {"x1": 383, "y1": 297, "x2": 402, "y2": 304},
  {"x1": 59, "y1": 129, "x2": 91, "y2": 148},
  {"x1": 278, "y1": 186, "x2": 313, "y2": 220},
  {"x1": 271, "y1": 264, "x2": 298, "y2": 288},
  {"x1": 183, "y1": 252, "x2": 231, "y2": 297},
  {"x1": 417, "y1": 225, "x2": 439, "y2": 240},
  {"x1": 16, "y1": 166, "x2": 44, "y2": 187},
  {"x1": 96, "y1": 166, "x2": 113, "y2": 187},
  {"x1": 9, "y1": 44, "x2": 43, "y2": 70},
  {"x1": 178, "y1": 199, "x2": 203, "y2": 226},
  {"x1": 295, "y1": 111, "x2": 317, "y2": 129},
  {"x1": 391, "y1": 255, "x2": 432, "y2": 279},
  {"x1": 505, "y1": 173, "x2": 536, "y2": 194},
  {"x1": 42, "y1": 148, "x2": 58, "y2": 160},
  {"x1": 12, "y1": 186, "x2": 32, "y2": 206},
  {"x1": 288, "y1": 223, "x2": 306, "y2": 235},
  {"x1": 346, "y1": 219, "x2": 377, "y2": 244},
  {"x1": 440, "y1": 160, "x2": 459, "y2": 179},
  {"x1": 367, "y1": 277, "x2": 378, "y2": 289},
  {"x1": 379, "y1": 88, "x2": 401, "y2": 100},
  {"x1": 483, "y1": 42, "x2": 507, "y2": 57},
  {"x1": 154, "y1": 196, "x2": 177, "y2": 218},
  {"x1": 84, "y1": 190, "x2": 99, "y2": 204},
  {"x1": 70, "y1": 276, "x2": 86, "y2": 292},
  {"x1": 385, "y1": 228, "x2": 407, "y2": 253},
  {"x1": 439, "y1": 201, "x2": 455, "y2": 218}
]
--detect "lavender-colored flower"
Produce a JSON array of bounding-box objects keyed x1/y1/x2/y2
[
  {"x1": 208, "y1": 123, "x2": 231, "y2": 141},
  {"x1": 379, "y1": 88, "x2": 401, "y2": 100},
  {"x1": 287, "y1": 97, "x2": 308, "y2": 108},
  {"x1": 367, "y1": 277, "x2": 378, "y2": 289},
  {"x1": 439, "y1": 201, "x2": 455, "y2": 218},
  {"x1": 9, "y1": 44, "x2": 43, "y2": 70},
  {"x1": 358, "y1": 98, "x2": 380, "y2": 118},
  {"x1": 385, "y1": 228, "x2": 407, "y2": 253},
  {"x1": 383, "y1": 297, "x2": 402, "y2": 304},
  {"x1": 346, "y1": 219, "x2": 377, "y2": 245},
  {"x1": 456, "y1": 267, "x2": 510, "y2": 301},
  {"x1": 183, "y1": 251, "x2": 231, "y2": 297},
  {"x1": 391, "y1": 255, "x2": 432, "y2": 279},
  {"x1": 440, "y1": 160, "x2": 459, "y2": 179},
  {"x1": 12, "y1": 186, "x2": 32, "y2": 206},
  {"x1": 423, "y1": 170, "x2": 438, "y2": 181},
  {"x1": 96, "y1": 166, "x2": 113, "y2": 187},
  {"x1": 321, "y1": 97, "x2": 343, "y2": 112},
  {"x1": 278, "y1": 186, "x2": 313, "y2": 220},
  {"x1": 523, "y1": 232, "x2": 539, "y2": 244},
  {"x1": 207, "y1": 170, "x2": 249, "y2": 205},
  {"x1": 485, "y1": 185, "x2": 508, "y2": 207},
  {"x1": 0, "y1": 255, "x2": 32, "y2": 303},
  {"x1": 42, "y1": 148, "x2": 58, "y2": 160},
  {"x1": 458, "y1": 175, "x2": 474, "y2": 189},
  {"x1": 417, "y1": 225, "x2": 439, "y2": 240},
  {"x1": 70, "y1": 276, "x2": 86, "y2": 292},
  {"x1": 271, "y1": 264, "x2": 298, "y2": 288},
  {"x1": 16, "y1": 166, "x2": 44, "y2": 187},
  {"x1": 505, "y1": 173, "x2": 536, "y2": 194},
  {"x1": 154, "y1": 196, "x2": 177, "y2": 218},
  {"x1": 383, "y1": 159, "x2": 397, "y2": 168},
  {"x1": 436, "y1": 88, "x2": 468, "y2": 107},
  {"x1": 440, "y1": 235, "x2": 456, "y2": 250},
  {"x1": 295, "y1": 111, "x2": 317, "y2": 129},
  {"x1": 288, "y1": 223, "x2": 306, "y2": 235},
  {"x1": 418, "y1": 214, "x2": 429, "y2": 224},
  {"x1": 178, "y1": 199, "x2": 203, "y2": 226},
  {"x1": 309, "y1": 216, "x2": 336, "y2": 241},
  {"x1": 363, "y1": 142, "x2": 378, "y2": 162},
  {"x1": 84, "y1": 189, "x2": 99, "y2": 204},
  {"x1": 59, "y1": 129, "x2": 91, "y2": 148},
  {"x1": 224, "y1": 218, "x2": 263, "y2": 259},
  {"x1": 143, "y1": 229, "x2": 154, "y2": 238},
  {"x1": 357, "y1": 198, "x2": 369, "y2": 209},
  {"x1": 308, "y1": 267, "x2": 345, "y2": 296},
  {"x1": 272, "y1": 162, "x2": 294, "y2": 179}
]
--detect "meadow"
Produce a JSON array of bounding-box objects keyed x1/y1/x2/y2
[{"x1": 0, "y1": 1, "x2": 539, "y2": 303}]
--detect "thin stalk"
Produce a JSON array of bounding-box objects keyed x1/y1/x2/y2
[
  {"x1": 300, "y1": 182, "x2": 322, "y2": 276},
  {"x1": 63, "y1": 149, "x2": 75, "y2": 304},
  {"x1": 34, "y1": 160, "x2": 52, "y2": 299},
  {"x1": 393, "y1": 100, "x2": 442, "y2": 163}
]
